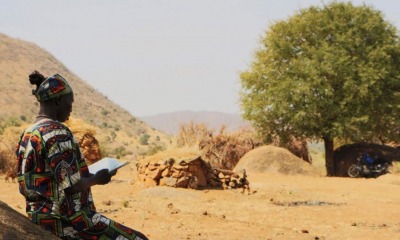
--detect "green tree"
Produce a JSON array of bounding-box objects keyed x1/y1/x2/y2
[{"x1": 240, "y1": 2, "x2": 400, "y2": 176}]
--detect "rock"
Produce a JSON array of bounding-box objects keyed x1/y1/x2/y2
[
  {"x1": 144, "y1": 177, "x2": 157, "y2": 188},
  {"x1": 160, "y1": 177, "x2": 176, "y2": 187},
  {"x1": 0, "y1": 201, "x2": 60, "y2": 240},
  {"x1": 175, "y1": 177, "x2": 189, "y2": 188}
]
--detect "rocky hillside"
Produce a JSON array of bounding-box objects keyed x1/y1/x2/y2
[{"x1": 0, "y1": 33, "x2": 172, "y2": 164}]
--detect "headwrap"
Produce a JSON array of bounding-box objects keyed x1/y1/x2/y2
[{"x1": 33, "y1": 74, "x2": 73, "y2": 102}]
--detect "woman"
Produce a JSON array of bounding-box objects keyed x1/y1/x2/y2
[{"x1": 17, "y1": 71, "x2": 148, "y2": 240}]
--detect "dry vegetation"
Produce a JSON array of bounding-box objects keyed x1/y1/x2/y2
[
  {"x1": 0, "y1": 126, "x2": 24, "y2": 173},
  {"x1": 176, "y1": 122, "x2": 262, "y2": 169}
]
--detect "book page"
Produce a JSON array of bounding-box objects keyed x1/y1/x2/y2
[{"x1": 88, "y1": 157, "x2": 129, "y2": 174}]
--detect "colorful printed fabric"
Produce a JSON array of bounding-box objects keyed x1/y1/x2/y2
[
  {"x1": 34, "y1": 73, "x2": 73, "y2": 102},
  {"x1": 17, "y1": 119, "x2": 147, "y2": 240}
]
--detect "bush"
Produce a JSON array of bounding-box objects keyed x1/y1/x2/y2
[
  {"x1": 176, "y1": 122, "x2": 262, "y2": 169},
  {"x1": 0, "y1": 125, "x2": 22, "y2": 172},
  {"x1": 0, "y1": 117, "x2": 22, "y2": 135},
  {"x1": 101, "y1": 109, "x2": 110, "y2": 116},
  {"x1": 139, "y1": 133, "x2": 150, "y2": 145},
  {"x1": 110, "y1": 131, "x2": 117, "y2": 142},
  {"x1": 146, "y1": 144, "x2": 166, "y2": 156},
  {"x1": 19, "y1": 115, "x2": 26, "y2": 122},
  {"x1": 113, "y1": 146, "x2": 133, "y2": 159},
  {"x1": 128, "y1": 118, "x2": 136, "y2": 124}
]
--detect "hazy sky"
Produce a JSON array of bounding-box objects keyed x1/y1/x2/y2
[{"x1": 1, "y1": 0, "x2": 400, "y2": 117}]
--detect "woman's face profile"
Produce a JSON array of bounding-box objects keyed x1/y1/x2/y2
[{"x1": 56, "y1": 93, "x2": 74, "y2": 122}]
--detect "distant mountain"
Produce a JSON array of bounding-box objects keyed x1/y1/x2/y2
[
  {"x1": 0, "y1": 33, "x2": 171, "y2": 158},
  {"x1": 140, "y1": 111, "x2": 251, "y2": 135}
]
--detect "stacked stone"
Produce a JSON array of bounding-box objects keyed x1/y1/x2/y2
[
  {"x1": 214, "y1": 169, "x2": 243, "y2": 190},
  {"x1": 137, "y1": 159, "x2": 200, "y2": 189},
  {"x1": 137, "y1": 158, "x2": 249, "y2": 191},
  {"x1": 78, "y1": 133, "x2": 102, "y2": 164}
]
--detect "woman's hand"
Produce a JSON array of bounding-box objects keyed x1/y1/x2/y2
[
  {"x1": 94, "y1": 169, "x2": 112, "y2": 185},
  {"x1": 65, "y1": 169, "x2": 114, "y2": 194}
]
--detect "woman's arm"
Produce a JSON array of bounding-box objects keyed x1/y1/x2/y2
[{"x1": 65, "y1": 169, "x2": 112, "y2": 194}]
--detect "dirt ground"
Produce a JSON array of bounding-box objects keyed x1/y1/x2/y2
[{"x1": 1, "y1": 164, "x2": 400, "y2": 240}]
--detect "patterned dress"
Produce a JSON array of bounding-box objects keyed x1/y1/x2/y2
[{"x1": 17, "y1": 119, "x2": 147, "y2": 240}]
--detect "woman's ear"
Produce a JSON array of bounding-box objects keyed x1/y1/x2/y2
[{"x1": 55, "y1": 95, "x2": 62, "y2": 106}]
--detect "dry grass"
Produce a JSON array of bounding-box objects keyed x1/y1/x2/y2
[
  {"x1": 139, "y1": 146, "x2": 200, "y2": 165},
  {"x1": 175, "y1": 122, "x2": 262, "y2": 169},
  {"x1": 0, "y1": 126, "x2": 25, "y2": 173}
]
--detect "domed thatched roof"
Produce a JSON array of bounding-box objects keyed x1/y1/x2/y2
[{"x1": 234, "y1": 145, "x2": 320, "y2": 176}]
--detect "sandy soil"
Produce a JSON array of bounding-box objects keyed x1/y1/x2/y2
[{"x1": 1, "y1": 165, "x2": 400, "y2": 240}]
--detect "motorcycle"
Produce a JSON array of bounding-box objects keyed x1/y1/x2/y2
[{"x1": 347, "y1": 153, "x2": 390, "y2": 178}]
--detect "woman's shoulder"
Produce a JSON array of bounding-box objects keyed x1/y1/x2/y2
[{"x1": 25, "y1": 119, "x2": 72, "y2": 135}]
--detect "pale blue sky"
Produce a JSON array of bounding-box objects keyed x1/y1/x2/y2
[{"x1": 1, "y1": 0, "x2": 399, "y2": 116}]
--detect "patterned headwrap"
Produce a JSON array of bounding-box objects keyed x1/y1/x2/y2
[{"x1": 34, "y1": 74, "x2": 73, "y2": 102}]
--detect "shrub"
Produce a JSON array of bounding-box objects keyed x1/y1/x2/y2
[
  {"x1": 176, "y1": 122, "x2": 262, "y2": 169},
  {"x1": 0, "y1": 117, "x2": 22, "y2": 135},
  {"x1": 19, "y1": 115, "x2": 26, "y2": 122},
  {"x1": 101, "y1": 109, "x2": 110, "y2": 116},
  {"x1": 113, "y1": 146, "x2": 133, "y2": 159},
  {"x1": 128, "y1": 118, "x2": 136, "y2": 124},
  {"x1": 110, "y1": 131, "x2": 117, "y2": 142},
  {"x1": 139, "y1": 133, "x2": 150, "y2": 145},
  {"x1": 146, "y1": 144, "x2": 166, "y2": 156}
]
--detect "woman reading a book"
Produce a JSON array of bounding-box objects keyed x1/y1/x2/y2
[{"x1": 16, "y1": 71, "x2": 148, "y2": 240}]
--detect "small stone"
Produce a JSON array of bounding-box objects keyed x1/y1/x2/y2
[
  {"x1": 301, "y1": 229, "x2": 309, "y2": 233},
  {"x1": 351, "y1": 223, "x2": 357, "y2": 226},
  {"x1": 203, "y1": 211, "x2": 208, "y2": 215},
  {"x1": 221, "y1": 215, "x2": 226, "y2": 219}
]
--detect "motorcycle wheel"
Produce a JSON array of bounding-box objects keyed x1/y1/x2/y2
[
  {"x1": 382, "y1": 163, "x2": 390, "y2": 174},
  {"x1": 348, "y1": 165, "x2": 361, "y2": 178}
]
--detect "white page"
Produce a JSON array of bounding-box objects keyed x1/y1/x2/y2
[{"x1": 88, "y1": 157, "x2": 129, "y2": 174}]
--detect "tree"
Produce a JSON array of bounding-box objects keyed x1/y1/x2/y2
[{"x1": 240, "y1": 2, "x2": 400, "y2": 176}]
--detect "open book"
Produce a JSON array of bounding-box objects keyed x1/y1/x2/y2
[{"x1": 88, "y1": 157, "x2": 130, "y2": 174}]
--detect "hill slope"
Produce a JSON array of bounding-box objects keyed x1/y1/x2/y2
[
  {"x1": 140, "y1": 110, "x2": 251, "y2": 135},
  {"x1": 0, "y1": 33, "x2": 171, "y2": 160}
]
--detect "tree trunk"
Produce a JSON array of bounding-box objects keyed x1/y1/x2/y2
[{"x1": 324, "y1": 136, "x2": 335, "y2": 176}]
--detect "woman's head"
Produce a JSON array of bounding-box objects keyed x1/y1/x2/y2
[
  {"x1": 30, "y1": 71, "x2": 73, "y2": 102},
  {"x1": 29, "y1": 70, "x2": 74, "y2": 122}
]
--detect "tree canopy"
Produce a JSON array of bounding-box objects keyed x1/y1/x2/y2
[{"x1": 240, "y1": 2, "x2": 400, "y2": 176}]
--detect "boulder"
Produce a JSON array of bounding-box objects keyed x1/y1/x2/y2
[{"x1": 0, "y1": 201, "x2": 60, "y2": 240}]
